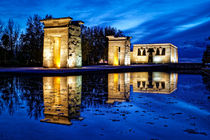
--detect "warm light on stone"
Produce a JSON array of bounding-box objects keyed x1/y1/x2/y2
[
  {"x1": 107, "y1": 36, "x2": 178, "y2": 65},
  {"x1": 107, "y1": 36, "x2": 131, "y2": 66},
  {"x1": 41, "y1": 17, "x2": 84, "y2": 68},
  {"x1": 132, "y1": 44, "x2": 178, "y2": 64},
  {"x1": 54, "y1": 37, "x2": 61, "y2": 68}
]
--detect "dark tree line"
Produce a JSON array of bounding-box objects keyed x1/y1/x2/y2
[
  {"x1": 202, "y1": 36, "x2": 210, "y2": 65},
  {"x1": 0, "y1": 15, "x2": 44, "y2": 66},
  {"x1": 0, "y1": 14, "x2": 124, "y2": 66},
  {"x1": 81, "y1": 26, "x2": 124, "y2": 65}
]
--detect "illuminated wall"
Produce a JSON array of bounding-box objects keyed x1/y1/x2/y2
[
  {"x1": 107, "y1": 36, "x2": 178, "y2": 65},
  {"x1": 41, "y1": 76, "x2": 82, "y2": 125},
  {"x1": 41, "y1": 17, "x2": 84, "y2": 68},
  {"x1": 131, "y1": 44, "x2": 178, "y2": 64},
  {"x1": 107, "y1": 36, "x2": 131, "y2": 66},
  {"x1": 107, "y1": 73, "x2": 130, "y2": 103},
  {"x1": 130, "y1": 72, "x2": 178, "y2": 94}
]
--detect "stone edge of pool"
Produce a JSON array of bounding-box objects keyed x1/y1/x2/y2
[{"x1": 0, "y1": 63, "x2": 204, "y2": 76}]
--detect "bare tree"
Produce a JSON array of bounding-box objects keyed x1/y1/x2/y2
[{"x1": 4, "y1": 19, "x2": 20, "y2": 54}]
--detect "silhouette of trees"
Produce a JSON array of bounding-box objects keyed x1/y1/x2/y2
[
  {"x1": 18, "y1": 15, "x2": 44, "y2": 66},
  {"x1": 81, "y1": 26, "x2": 124, "y2": 65},
  {"x1": 0, "y1": 19, "x2": 20, "y2": 65}
]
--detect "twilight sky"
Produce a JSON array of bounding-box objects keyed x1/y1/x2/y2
[{"x1": 0, "y1": 0, "x2": 210, "y2": 62}]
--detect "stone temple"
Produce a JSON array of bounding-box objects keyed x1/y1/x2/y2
[
  {"x1": 41, "y1": 17, "x2": 178, "y2": 68},
  {"x1": 107, "y1": 36, "x2": 178, "y2": 65},
  {"x1": 41, "y1": 17, "x2": 84, "y2": 68}
]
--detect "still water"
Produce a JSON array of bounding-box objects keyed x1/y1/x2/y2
[{"x1": 0, "y1": 72, "x2": 209, "y2": 140}]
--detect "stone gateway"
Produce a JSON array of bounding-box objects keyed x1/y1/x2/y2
[{"x1": 41, "y1": 17, "x2": 84, "y2": 68}]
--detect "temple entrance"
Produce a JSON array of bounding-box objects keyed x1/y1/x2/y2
[
  {"x1": 53, "y1": 37, "x2": 61, "y2": 68},
  {"x1": 147, "y1": 48, "x2": 154, "y2": 63},
  {"x1": 113, "y1": 47, "x2": 120, "y2": 66},
  {"x1": 118, "y1": 47, "x2": 121, "y2": 65}
]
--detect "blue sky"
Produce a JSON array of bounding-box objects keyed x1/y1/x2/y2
[{"x1": 0, "y1": 0, "x2": 210, "y2": 62}]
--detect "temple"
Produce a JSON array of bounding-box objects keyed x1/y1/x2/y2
[
  {"x1": 107, "y1": 36, "x2": 178, "y2": 65},
  {"x1": 107, "y1": 36, "x2": 131, "y2": 66},
  {"x1": 41, "y1": 17, "x2": 84, "y2": 68}
]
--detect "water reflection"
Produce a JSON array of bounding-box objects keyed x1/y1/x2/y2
[
  {"x1": 40, "y1": 76, "x2": 82, "y2": 125},
  {"x1": 131, "y1": 72, "x2": 178, "y2": 94},
  {"x1": 107, "y1": 73, "x2": 130, "y2": 103},
  {"x1": 0, "y1": 72, "x2": 178, "y2": 124}
]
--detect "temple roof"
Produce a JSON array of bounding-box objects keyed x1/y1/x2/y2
[
  {"x1": 40, "y1": 17, "x2": 73, "y2": 22},
  {"x1": 40, "y1": 17, "x2": 84, "y2": 28}
]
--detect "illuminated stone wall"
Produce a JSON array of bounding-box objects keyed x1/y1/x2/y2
[
  {"x1": 107, "y1": 36, "x2": 178, "y2": 65},
  {"x1": 107, "y1": 73, "x2": 130, "y2": 103},
  {"x1": 131, "y1": 44, "x2": 178, "y2": 64},
  {"x1": 41, "y1": 76, "x2": 82, "y2": 125},
  {"x1": 107, "y1": 36, "x2": 131, "y2": 66},
  {"x1": 130, "y1": 72, "x2": 178, "y2": 94},
  {"x1": 41, "y1": 17, "x2": 83, "y2": 68}
]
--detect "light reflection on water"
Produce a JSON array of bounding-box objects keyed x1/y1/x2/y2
[
  {"x1": 40, "y1": 72, "x2": 177, "y2": 125},
  {"x1": 0, "y1": 72, "x2": 210, "y2": 139}
]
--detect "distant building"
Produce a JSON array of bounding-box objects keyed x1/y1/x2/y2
[
  {"x1": 107, "y1": 36, "x2": 178, "y2": 65},
  {"x1": 41, "y1": 17, "x2": 84, "y2": 68},
  {"x1": 107, "y1": 36, "x2": 131, "y2": 66}
]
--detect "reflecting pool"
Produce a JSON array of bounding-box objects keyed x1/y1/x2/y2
[{"x1": 0, "y1": 72, "x2": 209, "y2": 140}]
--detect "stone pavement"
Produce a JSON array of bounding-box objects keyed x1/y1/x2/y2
[{"x1": 0, "y1": 64, "x2": 167, "y2": 75}]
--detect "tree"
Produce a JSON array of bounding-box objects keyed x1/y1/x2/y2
[
  {"x1": 19, "y1": 15, "x2": 44, "y2": 65},
  {"x1": 0, "y1": 19, "x2": 19, "y2": 65},
  {"x1": 0, "y1": 20, "x2": 3, "y2": 46},
  {"x1": 4, "y1": 19, "x2": 20, "y2": 54},
  {"x1": 81, "y1": 25, "x2": 124, "y2": 65}
]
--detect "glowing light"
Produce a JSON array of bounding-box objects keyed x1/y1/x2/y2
[
  {"x1": 54, "y1": 77, "x2": 61, "y2": 105},
  {"x1": 113, "y1": 48, "x2": 119, "y2": 66},
  {"x1": 113, "y1": 73, "x2": 119, "y2": 84},
  {"x1": 54, "y1": 37, "x2": 61, "y2": 68}
]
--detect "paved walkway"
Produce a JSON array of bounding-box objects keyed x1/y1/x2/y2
[{"x1": 0, "y1": 64, "x2": 167, "y2": 75}]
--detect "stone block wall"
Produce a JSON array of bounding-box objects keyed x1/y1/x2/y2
[
  {"x1": 131, "y1": 44, "x2": 178, "y2": 64},
  {"x1": 107, "y1": 36, "x2": 131, "y2": 66},
  {"x1": 68, "y1": 23, "x2": 82, "y2": 67},
  {"x1": 41, "y1": 17, "x2": 83, "y2": 68}
]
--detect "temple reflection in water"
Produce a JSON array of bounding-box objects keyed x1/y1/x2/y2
[
  {"x1": 130, "y1": 72, "x2": 178, "y2": 94},
  {"x1": 41, "y1": 72, "x2": 177, "y2": 125},
  {"x1": 107, "y1": 73, "x2": 130, "y2": 103},
  {"x1": 108, "y1": 72, "x2": 178, "y2": 103},
  {"x1": 41, "y1": 76, "x2": 82, "y2": 125}
]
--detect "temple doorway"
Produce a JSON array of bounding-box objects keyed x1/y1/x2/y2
[
  {"x1": 53, "y1": 37, "x2": 61, "y2": 68},
  {"x1": 147, "y1": 48, "x2": 154, "y2": 63}
]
